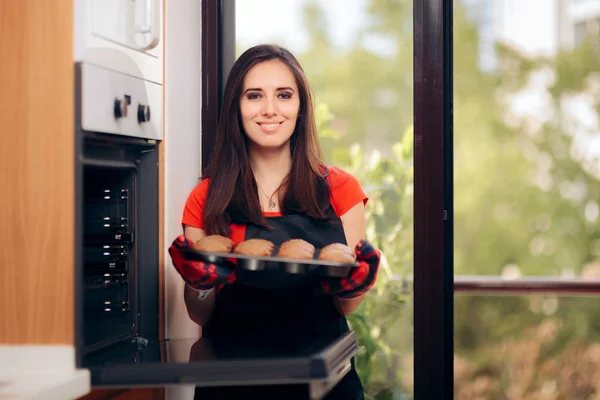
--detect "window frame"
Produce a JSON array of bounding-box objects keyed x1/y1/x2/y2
[
  {"x1": 200, "y1": 0, "x2": 235, "y2": 173},
  {"x1": 413, "y1": 0, "x2": 454, "y2": 397}
]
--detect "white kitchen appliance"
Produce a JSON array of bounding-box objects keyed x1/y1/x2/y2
[{"x1": 74, "y1": 0, "x2": 163, "y2": 140}]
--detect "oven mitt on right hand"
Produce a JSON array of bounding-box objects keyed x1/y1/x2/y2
[
  {"x1": 320, "y1": 239, "x2": 381, "y2": 299},
  {"x1": 168, "y1": 235, "x2": 236, "y2": 291}
]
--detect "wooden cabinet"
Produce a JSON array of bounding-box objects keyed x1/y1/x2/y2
[
  {"x1": 0, "y1": 0, "x2": 75, "y2": 347},
  {"x1": 79, "y1": 388, "x2": 164, "y2": 400}
]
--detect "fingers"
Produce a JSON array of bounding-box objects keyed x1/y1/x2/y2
[
  {"x1": 177, "y1": 258, "x2": 236, "y2": 288},
  {"x1": 168, "y1": 241, "x2": 186, "y2": 266},
  {"x1": 355, "y1": 239, "x2": 380, "y2": 263},
  {"x1": 171, "y1": 234, "x2": 191, "y2": 249},
  {"x1": 188, "y1": 262, "x2": 217, "y2": 287},
  {"x1": 342, "y1": 262, "x2": 369, "y2": 289},
  {"x1": 321, "y1": 262, "x2": 369, "y2": 296},
  {"x1": 324, "y1": 241, "x2": 381, "y2": 298}
]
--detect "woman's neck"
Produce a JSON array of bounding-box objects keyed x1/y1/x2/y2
[{"x1": 249, "y1": 143, "x2": 292, "y2": 193}]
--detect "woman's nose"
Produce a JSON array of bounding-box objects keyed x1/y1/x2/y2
[{"x1": 262, "y1": 97, "x2": 277, "y2": 116}]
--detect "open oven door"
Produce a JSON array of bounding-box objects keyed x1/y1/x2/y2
[{"x1": 82, "y1": 331, "x2": 361, "y2": 400}]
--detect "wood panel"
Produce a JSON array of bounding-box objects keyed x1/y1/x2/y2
[
  {"x1": 79, "y1": 388, "x2": 164, "y2": 400},
  {"x1": 0, "y1": 0, "x2": 74, "y2": 344},
  {"x1": 110, "y1": 389, "x2": 164, "y2": 400}
]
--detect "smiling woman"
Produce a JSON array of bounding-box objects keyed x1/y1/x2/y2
[{"x1": 168, "y1": 43, "x2": 382, "y2": 399}]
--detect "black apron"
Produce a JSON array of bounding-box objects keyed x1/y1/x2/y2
[{"x1": 194, "y1": 209, "x2": 364, "y2": 399}]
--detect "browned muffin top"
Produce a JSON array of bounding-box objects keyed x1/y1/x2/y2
[
  {"x1": 192, "y1": 235, "x2": 235, "y2": 253},
  {"x1": 233, "y1": 238, "x2": 275, "y2": 256},
  {"x1": 318, "y1": 243, "x2": 356, "y2": 263},
  {"x1": 277, "y1": 239, "x2": 316, "y2": 260}
]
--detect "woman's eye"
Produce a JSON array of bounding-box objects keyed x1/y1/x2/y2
[
  {"x1": 247, "y1": 93, "x2": 261, "y2": 100},
  {"x1": 278, "y1": 92, "x2": 292, "y2": 99}
]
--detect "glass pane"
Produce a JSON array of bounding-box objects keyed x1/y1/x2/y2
[
  {"x1": 236, "y1": 1, "x2": 414, "y2": 398},
  {"x1": 454, "y1": 0, "x2": 600, "y2": 278},
  {"x1": 455, "y1": 0, "x2": 600, "y2": 396},
  {"x1": 455, "y1": 294, "x2": 600, "y2": 398}
]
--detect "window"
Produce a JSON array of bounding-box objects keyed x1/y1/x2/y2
[{"x1": 454, "y1": 0, "x2": 600, "y2": 397}]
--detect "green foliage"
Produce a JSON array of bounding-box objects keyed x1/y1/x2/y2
[
  {"x1": 300, "y1": 0, "x2": 600, "y2": 397},
  {"x1": 315, "y1": 101, "x2": 414, "y2": 397}
]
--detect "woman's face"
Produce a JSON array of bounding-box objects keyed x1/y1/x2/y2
[{"x1": 239, "y1": 60, "x2": 300, "y2": 150}]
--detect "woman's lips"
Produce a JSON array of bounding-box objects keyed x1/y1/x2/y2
[{"x1": 257, "y1": 122, "x2": 283, "y2": 132}]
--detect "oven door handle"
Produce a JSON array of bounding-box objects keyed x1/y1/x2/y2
[{"x1": 134, "y1": 0, "x2": 160, "y2": 51}]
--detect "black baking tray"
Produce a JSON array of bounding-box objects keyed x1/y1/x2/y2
[
  {"x1": 84, "y1": 331, "x2": 361, "y2": 390},
  {"x1": 185, "y1": 248, "x2": 360, "y2": 277}
]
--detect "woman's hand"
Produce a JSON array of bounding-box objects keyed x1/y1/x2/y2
[
  {"x1": 168, "y1": 235, "x2": 236, "y2": 290},
  {"x1": 321, "y1": 239, "x2": 381, "y2": 299}
]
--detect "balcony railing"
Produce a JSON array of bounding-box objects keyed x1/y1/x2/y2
[
  {"x1": 454, "y1": 276, "x2": 600, "y2": 295},
  {"x1": 394, "y1": 276, "x2": 600, "y2": 295}
]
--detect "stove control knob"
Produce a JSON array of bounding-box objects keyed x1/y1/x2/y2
[
  {"x1": 138, "y1": 104, "x2": 151, "y2": 123},
  {"x1": 114, "y1": 98, "x2": 128, "y2": 119}
]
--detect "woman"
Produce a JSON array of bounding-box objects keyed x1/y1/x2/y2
[{"x1": 169, "y1": 44, "x2": 381, "y2": 399}]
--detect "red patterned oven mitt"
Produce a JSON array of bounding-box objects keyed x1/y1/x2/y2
[
  {"x1": 168, "y1": 235, "x2": 236, "y2": 290},
  {"x1": 321, "y1": 239, "x2": 381, "y2": 299}
]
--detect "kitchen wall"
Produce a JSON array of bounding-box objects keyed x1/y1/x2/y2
[{"x1": 164, "y1": 1, "x2": 203, "y2": 399}]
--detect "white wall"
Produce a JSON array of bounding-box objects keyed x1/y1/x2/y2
[
  {"x1": 164, "y1": 1, "x2": 202, "y2": 399},
  {"x1": 495, "y1": 0, "x2": 559, "y2": 57},
  {"x1": 568, "y1": 0, "x2": 600, "y2": 22}
]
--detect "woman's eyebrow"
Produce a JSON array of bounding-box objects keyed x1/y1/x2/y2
[{"x1": 243, "y1": 87, "x2": 296, "y2": 93}]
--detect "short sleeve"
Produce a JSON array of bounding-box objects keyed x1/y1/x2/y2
[
  {"x1": 182, "y1": 178, "x2": 210, "y2": 229},
  {"x1": 326, "y1": 166, "x2": 368, "y2": 217}
]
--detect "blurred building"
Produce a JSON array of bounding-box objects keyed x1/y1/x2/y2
[
  {"x1": 463, "y1": 0, "x2": 600, "y2": 160},
  {"x1": 463, "y1": 0, "x2": 600, "y2": 70},
  {"x1": 560, "y1": 0, "x2": 600, "y2": 49}
]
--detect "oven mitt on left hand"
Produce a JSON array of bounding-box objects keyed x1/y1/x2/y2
[
  {"x1": 168, "y1": 235, "x2": 236, "y2": 291},
  {"x1": 320, "y1": 239, "x2": 381, "y2": 299}
]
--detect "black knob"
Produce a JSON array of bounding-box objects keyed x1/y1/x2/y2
[
  {"x1": 138, "y1": 104, "x2": 151, "y2": 123},
  {"x1": 114, "y1": 99, "x2": 127, "y2": 118}
]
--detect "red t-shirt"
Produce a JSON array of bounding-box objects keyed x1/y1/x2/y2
[{"x1": 181, "y1": 166, "x2": 368, "y2": 245}]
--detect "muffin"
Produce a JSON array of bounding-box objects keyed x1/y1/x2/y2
[
  {"x1": 318, "y1": 243, "x2": 356, "y2": 264},
  {"x1": 277, "y1": 239, "x2": 315, "y2": 260},
  {"x1": 234, "y1": 238, "x2": 275, "y2": 256},
  {"x1": 192, "y1": 235, "x2": 234, "y2": 253}
]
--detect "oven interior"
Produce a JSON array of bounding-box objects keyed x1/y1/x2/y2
[{"x1": 77, "y1": 134, "x2": 159, "y2": 362}]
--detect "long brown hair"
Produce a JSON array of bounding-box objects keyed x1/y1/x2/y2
[{"x1": 203, "y1": 44, "x2": 331, "y2": 236}]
